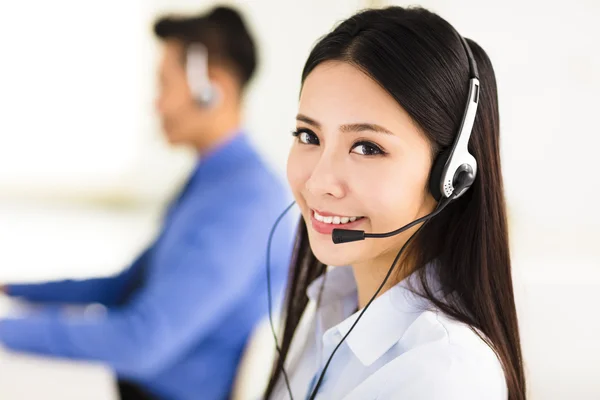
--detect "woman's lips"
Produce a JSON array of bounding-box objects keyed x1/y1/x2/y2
[{"x1": 310, "y1": 210, "x2": 366, "y2": 235}]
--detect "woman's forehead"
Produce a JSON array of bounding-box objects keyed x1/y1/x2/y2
[{"x1": 299, "y1": 61, "x2": 418, "y2": 138}]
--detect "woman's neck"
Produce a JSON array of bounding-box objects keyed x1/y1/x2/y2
[{"x1": 352, "y1": 250, "x2": 415, "y2": 309}]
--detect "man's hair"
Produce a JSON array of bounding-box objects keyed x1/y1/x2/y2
[{"x1": 154, "y1": 6, "x2": 257, "y2": 88}]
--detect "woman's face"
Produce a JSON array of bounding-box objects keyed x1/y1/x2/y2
[{"x1": 287, "y1": 61, "x2": 437, "y2": 269}]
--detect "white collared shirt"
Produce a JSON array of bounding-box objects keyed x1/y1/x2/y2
[{"x1": 271, "y1": 265, "x2": 507, "y2": 400}]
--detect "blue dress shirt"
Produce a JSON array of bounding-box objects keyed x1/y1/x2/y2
[{"x1": 0, "y1": 132, "x2": 296, "y2": 400}]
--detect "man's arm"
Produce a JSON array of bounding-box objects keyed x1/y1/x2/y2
[
  {"x1": 2, "y1": 249, "x2": 151, "y2": 306},
  {"x1": 0, "y1": 204, "x2": 270, "y2": 380}
]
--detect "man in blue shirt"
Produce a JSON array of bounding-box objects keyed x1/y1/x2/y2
[{"x1": 0, "y1": 6, "x2": 295, "y2": 400}]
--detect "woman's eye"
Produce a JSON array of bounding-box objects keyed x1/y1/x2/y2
[
  {"x1": 293, "y1": 129, "x2": 320, "y2": 145},
  {"x1": 351, "y1": 141, "x2": 385, "y2": 156}
]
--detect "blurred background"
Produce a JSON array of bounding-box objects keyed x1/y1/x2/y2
[{"x1": 0, "y1": 0, "x2": 598, "y2": 399}]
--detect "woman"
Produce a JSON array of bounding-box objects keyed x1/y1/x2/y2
[{"x1": 265, "y1": 6, "x2": 526, "y2": 400}]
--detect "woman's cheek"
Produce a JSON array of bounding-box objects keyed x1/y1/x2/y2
[
  {"x1": 286, "y1": 147, "x2": 313, "y2": 209},
  {"x1": 286, "y1": 148, "x2": 303, "y2": 192}
]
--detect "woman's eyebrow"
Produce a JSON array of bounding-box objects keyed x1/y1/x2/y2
[
  {"x1": 296, "y1": 114, "x2": 320, "y2": 128},
  {"x1": 296, "y1": 114, "x2": 395, "y2": 136},
  {"x1": 339, "y1": 123, "x2": 394, "y2": 136}
]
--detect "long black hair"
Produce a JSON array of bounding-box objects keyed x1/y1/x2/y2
[{"x1": 265, "y1": 6, "x2": 526, "y2": 400}]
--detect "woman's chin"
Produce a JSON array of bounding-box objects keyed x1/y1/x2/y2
[{"x1": 308, "y1": 234, "x2": 360, "y2": 267}]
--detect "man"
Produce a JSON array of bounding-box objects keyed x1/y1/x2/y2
[{"x1": 0, "y1": 6, "x2": 294, "y2": 400}]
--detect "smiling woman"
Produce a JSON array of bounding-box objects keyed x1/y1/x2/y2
[
  {"x1": 265, "y1": 5, "x2": 525, "y2": 400},
  {"x1": 289, "y1": 61, "x2": 436, "y2": 275}
]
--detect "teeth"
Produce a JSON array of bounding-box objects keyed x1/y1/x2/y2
[{"x1": 314, "y1": 211, "x2": 361, "y2": 225}]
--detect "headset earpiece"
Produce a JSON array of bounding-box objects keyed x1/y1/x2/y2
[
  {"x1": 429, "y1": 150, "x2": 477, "y2": 201},
  {"x1": 186, "y1": 43, "x2": 218, "y2": 108},
  {"x1": 429, "y1": 149, "x2": 451, "y2": 201},
  {"x1": 195, "y1": 83, "x2": 220, "y2": 107},
  {"x1": 453, "y1": 164, "x2": 476, "y2": 196},
  {"x1": 429, "y1": 75, "x2": 480, "y2": 201},
  {"x1": 425, "y1": 36, "x2": 481, "y2": 203}
]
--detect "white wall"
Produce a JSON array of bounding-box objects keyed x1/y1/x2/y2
[{"x1": 0, "y1": 1, "x2": 150, "y2": 200}]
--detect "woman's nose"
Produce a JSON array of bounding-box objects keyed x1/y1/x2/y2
[{"x1": 305, "y1": 153, "x2": 346, "y2": 199}]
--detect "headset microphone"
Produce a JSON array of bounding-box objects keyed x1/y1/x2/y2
[{"x1": 332, "y1": 175, "x2": 471, "y2": 244}]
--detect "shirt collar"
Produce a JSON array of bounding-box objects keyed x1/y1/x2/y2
[{"x1": 307, "y1": 263, "x2": 440, "y2": 367}]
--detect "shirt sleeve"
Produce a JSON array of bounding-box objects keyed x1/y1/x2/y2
[
  {"x1": 5, "y1": 249, "x2": 150, "y2": 306},
  {"x1": 0, "y1": 201, "x2": 270, "y2": 380}
]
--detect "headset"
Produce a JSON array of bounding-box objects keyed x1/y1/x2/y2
[
  {"x1": 265, "y1": 34, "x2": 480, "y2": 400},
  {"x1": 185, "y1": 43, "x2": 219, "y2": 107},
  {"x1": 332, "y1": 35, "x2": 480, "y2": 245}
]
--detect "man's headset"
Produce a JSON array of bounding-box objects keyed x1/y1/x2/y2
[
  {"x1": 266, "y1": 34, "x2": 480, "y2": 400},
  {"x1": 185, "y1": 43, "x2": 219, "y2": 107}
]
